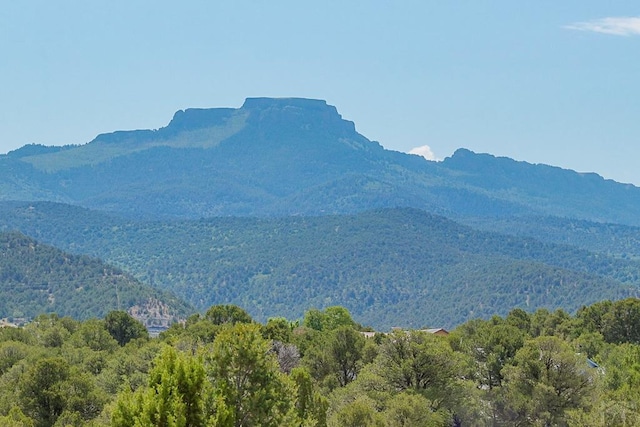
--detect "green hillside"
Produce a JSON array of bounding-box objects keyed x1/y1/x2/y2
[
  {"x1": 461, "y1": 214, "x2": 640, "y2": 260},
  {"x1": 0, "y1": 231, "x2": 192, "y2": 323},
  {"x1": 1, "y1": 202, "x2": 637, "y2": 329}
]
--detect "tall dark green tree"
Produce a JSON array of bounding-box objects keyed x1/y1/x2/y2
[
  {"x1": 602, "y1": 298, "x2": 640, "y2": 344},
  {"x1": 330, "y1": 327, "x2": 365, "y2": 387},
  {"x1": 304, "y1": 326, "x2": 365, "y2": 389},
  {"x1": 500, "y1": 336, "x2": 594, "y2": 425},
  {"x1": 18, "y1": 357, "x2": 70, "y2": 427},
  {"x1": 105, "y1": 310, "x2": 148, "y2": 346},
  {"x1": 450, "y1": 320, "x2": 525, "y2": 389},
  {"x1": 374, "y1": 330, "x2": 464, "y2": 416}
]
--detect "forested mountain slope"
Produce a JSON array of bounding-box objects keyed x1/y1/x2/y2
[
  {"x1": 0, "y1": 231, "x2": 191, "y2": 322},
  {"x1": 462, "y1": 215, "x2": 640, "y2": 260},
  {"x1": 1, "y1": 202, "x2": 637, "y2": 328},
  {"x1": 2, "y1": 98, "x2": 640, "y2": 224}
]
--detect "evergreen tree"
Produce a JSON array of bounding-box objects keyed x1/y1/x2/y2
[
  {"x1": 205, "y1": 323, "x2": 295, "y2": 427},
  {"x1": 105, "y1": 310, "x2": 148, "y2": 346},
  {"x1": 111, "y1": 346, "x2": 211, "y2": 427}
]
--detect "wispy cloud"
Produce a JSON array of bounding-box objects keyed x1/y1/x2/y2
[
  {"x1": 564, "y1": 16, "x2": 640, "y2": 36},
  {"x1": 408, "y1": 145, "x2": 439, "y2": 161}
]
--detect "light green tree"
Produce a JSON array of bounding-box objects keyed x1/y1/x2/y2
[
  {"x1": 68, "y1": 319, "x2": 118, "y2": 352},
  {"x1": 327, "y1": 396, "x2": 384, "y2": 427},
  {"x1": 383, "y1": 392, "x2": 449, "y2": 427},
  {"x1": 303, "y1": 306, "x2": 356, "y2": 332},
  {"x1": 262, "y1": 317, "x2": 293, "y2": 343},
  {"x1": 204, "y1": 305, "x2": 253, "y2": 326},
  {"x1": 0, "y1": 406, "x2": 35, "y2": 427},
  {"x1": 111, "y1": 345, "x2": 212, "y2": 427},
  {"x1": 205, "y1": 323, "x2": 296, "y2": 427},
  {"x1": 450, "y1": 320, "x2": 525, "y2": 390}
]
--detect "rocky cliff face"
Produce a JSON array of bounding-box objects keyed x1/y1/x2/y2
[{"x1": 128, "y1": 298, "x2": 181, "y2": 329}]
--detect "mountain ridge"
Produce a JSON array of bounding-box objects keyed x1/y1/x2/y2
[
  {"x1": 3, "y1": 96, "x2": 640, "y2": 327},
  {"x1": 2, "y1": 97, "x2": 640, "y2": 224},
  {"x1": 1, "y1": 201, "x2": 638, "y2": 328}
]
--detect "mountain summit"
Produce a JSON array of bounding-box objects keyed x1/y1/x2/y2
[
  {"x1": 89, "y1": 97, "x2": 360, "y2": 150},
  {"x1": 2, "y1": 97, "x2": 640, "y2": 223}
]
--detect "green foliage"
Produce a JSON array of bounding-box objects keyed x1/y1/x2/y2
[
  {"x1": 0, "y1": 231, "x2": 191, "y2": 322},
  {"x1": 303, "y1": 307, "x2": 357, "y2": 332},
  {"x1": 95, "y1": 341, "x2": 160, "y2": 395},
  {"x1": 0, "y1": 406, "x2": 35, "y2": 427},
  {"x1": 111, "y1": 346, "x2": 211, "y2": 427},
  {"x1": 600, "y1": 343, "x2": 640, "y2": 399},
  {"x1": 578, "y1": 298, "x2": 640, "y2": 345},
  {"x1": 328, "y1": 327, "x2": 365, "y2": 387},
  {"x1": 529, "y1": 308, "x2": 575, "y2": 338},
  {"x1": 3, "y1": 204, "x2": 639, "y2": 329},
  {"x1": 303, "y1": 309, "x2": 326, "y2": 332},
  {"x1": 51, "y1": 410, "x2": 83, "y2": 427},
  {"x1": 0, "y1": 341, "x2": 30, "y2": 375},
  {"x1": 449, "y1": 319, "x2": 525, "y2": 389},
  {"x1": 500, "y1": 336, "x2": 595, "y2": 425},
  {"x1": 505, "y1": 307, "x2": 531, "y2": 331},
  {"x1": 204, "y1": 304, "x2": 253, "y2": 326},
  {"x1": 205, "y1": 323, "x2": 294, "y2": 427},
  {"x1": 303, "y1": 326, "x2": 366, "y2": 390},
  {"x1": 0, "y1": 326, "x2": 36, "y2": 345},
  {"x1": 160, "y1": 315, "x2": 220, "y2": 346},
  {"x1": 326, "y1": 366, "x2": 451, "y2": 426},
  {"x1": 327, "y1": 396, "x2": 384, "y2": 427},
  {"x1": 601, "y1": 299, "x2": 640, "y2": 344},
  {"x1": 104, "y1": 310, "x2": 148, "y2": 346},
  {"x1": 374, "y1": 330, "x2": 463, "y2": 413},
  {"x1": 465, "y1": 214, "x2": 640, "y2": 261},
  {"x1": 68, "y1": 319, "x2": 118, "y2": 353},
  {"x1": 572, "y1": 331, "x2": 606, "y2": 359},
  {"x1": 291, "y1": 367, "x2": 328, "y2": 427},
  {"x1": 383, "y1": 392, "x2": 449, "y2": 427},
  {"x1": 16, "y1": 356, "x2": 106, "y2": 427},
  {"x1": 18, "y1": 357, "x2": 70, "y2": 426},
  {"x1": 262, "y1": 317, "x2": 293, "y2": 343},
  {"x1": 3, "y1": 302, "x2": 640, "y2": 426}
]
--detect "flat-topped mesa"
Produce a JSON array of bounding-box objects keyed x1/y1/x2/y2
[
  {"x1": 241, "y1": 97, "x2": 332, "y2": 111},
  {"x1": 167, "y1": 98, "x2": 345, "y2": 132},
  {"x1": 90, "y1": 98, "x2": 358, "y2": 145},
  {"x1": 240, "y1": 97, "x2": 357, "y2": 136}
]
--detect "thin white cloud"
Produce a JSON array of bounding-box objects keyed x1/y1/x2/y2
[
  {"x1": 564, "y1": 16, "x2": 640, "y2": 36},
  {"x1": 408, "y1": 145, "x2": 439, "y2": 161}
]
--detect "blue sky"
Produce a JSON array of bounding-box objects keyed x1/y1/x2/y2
[{"x1": 2, "y1": 1, "x2": 639, "y2": 183}]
